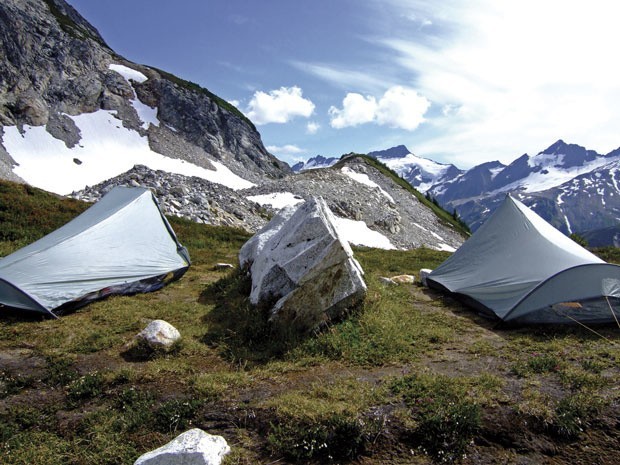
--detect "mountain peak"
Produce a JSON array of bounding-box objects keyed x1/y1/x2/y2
[
  {"x1": 542, "y1": 139, "x2": 571, "y2": 154},
  {"x1": 539, "y1": 140, "x2": 599, "y2": 168},
  {"x1": 367, "y1": 145, "x2": 411, "y2": 159}
]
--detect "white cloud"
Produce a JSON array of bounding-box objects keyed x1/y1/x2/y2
[
  {"x1": 371, "y1": 0, "x2": 620, "y2": 166},
  {"x1": 329, "y1": 93, "x2": 377, "y2": 128},
  {"x1": 329, "y1": 86, "x2": 429, "y2": 130},
  {"x1": 266, "y1": 144, "x2": 306, "y2": 156},
  {"x1": 290, "y1": 61, "x2": 390, "y2": 93},
  {"x1": 245, "y1": 86, "x2": 315, "y2": 125},
  {"x1": 375, "y1": 86, "x2": 430, "y2": 130},
  {"x1": 306, "y1": 121, "x2": 320, "y2": 134}
]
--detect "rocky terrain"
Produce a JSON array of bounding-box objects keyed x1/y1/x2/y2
[
  {"x1": 71, "y1": 164, "x2": 270, "y2": 232},
  {"x1": 242, "y1": 156, "x2": 465, "y2": 250},
  {"x1": 0, "y1": 0, "x2": 289, "y2": 187},
  {"x1": 71, "y1": 155, "x2": 466, "y2": 251}
]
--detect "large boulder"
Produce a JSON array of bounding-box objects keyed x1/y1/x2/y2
[
  {"x1": 239, "y1": 197, "x2": 366, "y2": 332},
  {"x1": 134, "y1": 428, "x2": 230, "y2": 465}
]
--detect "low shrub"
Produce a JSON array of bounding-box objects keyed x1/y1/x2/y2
[
  {"x1": 67, "y1": 372, "x2": 105, "y2": 402},
  {"x1": 268, "y1": 413, "x2": 368, "y2": 461},
  {"x1": 391, "y1": 373, "x2": 481, "y2": 463}
]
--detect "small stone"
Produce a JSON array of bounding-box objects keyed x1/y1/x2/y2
[
  {"x1": 420, "y1": 269, "x2": 433, "y2": 287},
  {"x1": 213, "y1": 263, "x2": 234, "y2": 270},
  {"x1": 135, "y1": 320, "x2": 181, "y2": 351},
  {"x1": 390, "y1": 274, "x2": 415, "y2": 284}
]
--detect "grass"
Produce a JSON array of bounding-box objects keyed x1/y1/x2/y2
[{"x1": 0, "y1": 180, "x2": 618, "y2": 464}]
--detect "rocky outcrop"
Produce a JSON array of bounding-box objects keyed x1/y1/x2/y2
[
  {"x1": 0, "y1": 0, "x2": 289, "y2": 182},
  {"x1": 239, "y1": 197, "x2": 366, "y2": 333},
  {"x1": 70, "y1": 164, "x2": 269, "y2": 232}
]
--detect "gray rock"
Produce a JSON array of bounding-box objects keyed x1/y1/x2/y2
[
  {"x1": 239, "y1": 197, "x2": 366, "y2": 332},
  {"x1": 134, "y1": 428, "x2": 230, "y2": 465},
  {"x1": 420, "y1": 268, "x2": 432, "y2": 287}
]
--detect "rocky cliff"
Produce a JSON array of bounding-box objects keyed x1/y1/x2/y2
[{"x1": 0, "y1": 0, "x2": 290, "y2": 185}]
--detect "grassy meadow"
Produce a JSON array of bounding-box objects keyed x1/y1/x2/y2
[{"x1": 0, "y1": 180, "x2": 618, "y2": 464}]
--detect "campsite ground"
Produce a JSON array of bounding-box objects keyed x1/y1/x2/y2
[{"x1": 0, "y1": 181, "x2": 619, "y2": 464}]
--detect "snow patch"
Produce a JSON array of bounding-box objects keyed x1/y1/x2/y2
[
  {"x1": 334, "y1": 217, "x2": 396, "y2": 250},
  {"x1": 341, "y1": 167, "x2": 394, "y2": 203},
  {"x1": 435, "y1": 243, "x2": 456, "y2": 252},
  {"x1": 109, "y1": 63, "x2": 158, "y2": 130},
  {"x1": 108, "y1": 63, "x2": 148, "y2": 83},
  {"x1": 3, "y1": 110, "x2": 254, "y2": 195},
  {"x1": 247, "y1": 192, "x2": 305, "y2": 210}
]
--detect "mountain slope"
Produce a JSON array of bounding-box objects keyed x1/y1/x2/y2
[
  {"x1": 0, "y1": 0, "x2": 290, "y2": 195},
  {"x1": 242, "y1": 155, "x2": 467, "y2": 251},
  {"x1": 0, "y1": 0, "x2": 469, "y2": 251}
]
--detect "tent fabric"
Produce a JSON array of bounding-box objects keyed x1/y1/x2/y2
[
  {"x1": 427, "y1": 194, "x2": 620, "y2": 324},
  {"x1": 0, "y1": 187, "x2": 190, "y2": 317}
]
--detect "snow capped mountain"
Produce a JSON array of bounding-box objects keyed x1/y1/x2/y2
[
  {"x1": 425, "y1": 140, "x2": 620, "y2": 239},
  {"x1": 291, "y1": 155, "x2": 340, "y2": 172},
  {"x1": 0, "y1": 0, "x2": 289, "y2": 196},
  {"x1": 360, "y1": 140, "x2": 620, "y2": 244},
  {"x1": 368, "y1": 145, "x2": 463, "y2": 193}
]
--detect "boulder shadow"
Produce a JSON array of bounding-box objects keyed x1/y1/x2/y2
[{"x1": 199, "y1": 270, "x2": 311, "y2": 364}]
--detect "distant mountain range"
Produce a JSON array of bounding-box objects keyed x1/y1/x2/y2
[{"x1": 295, "y1": 140, "x2": 620, "y2": 245}]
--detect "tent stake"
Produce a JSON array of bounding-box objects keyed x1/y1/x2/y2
[{"x1": 553, "y1": 309, "x2": 617, "y2": 346}]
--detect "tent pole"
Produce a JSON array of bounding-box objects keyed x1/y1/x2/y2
[{"x1": 605, "y1": 296, "x2": 620, "y2": 329}]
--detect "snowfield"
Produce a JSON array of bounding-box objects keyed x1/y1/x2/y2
[
  {"x1": 1, "y1": 62, "x2": 255, "y2": 195},
  {"x1": 3, "y1": 111, "x2": 254, "y2": 195}
]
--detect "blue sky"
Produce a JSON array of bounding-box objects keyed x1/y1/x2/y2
[{"x1": 69, "y1": 0, "x2": 620, "y2": 168}]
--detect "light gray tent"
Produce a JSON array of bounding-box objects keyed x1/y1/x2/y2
[
  {"x1": 427, "y1": 194, "x2": 620, "y2": 324},
  {"x1": 0, "y1": 187, "x2": 190, "y2": 318}
]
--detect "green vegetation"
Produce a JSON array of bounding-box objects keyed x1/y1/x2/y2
[
  {"x1": 0, "y1": 180, "x2": 618, "y2": 464},
  {"x1": 42, "y1": 0, "x2": 109, "y2": 48}
]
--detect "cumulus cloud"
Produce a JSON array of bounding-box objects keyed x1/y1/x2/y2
[
  {"x1": 266, "y1": 144, "x2": 306, "y2": 156},
  {"x1": 246, "y1": 86, "x2": 315, "y2": 125},
  {"x1": 329, "y1": 86, "x2": 429, "y2": 130},
  {"x1": 306, "y1": 121, "x2": 320, "y2": 134}
]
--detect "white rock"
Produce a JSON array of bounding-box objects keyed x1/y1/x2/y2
[
  {"x1": 239, "y1": 197, "x2": 366, "y2": 332},
  {"x1": 136, "y1": 319, "x2": 181, "y2": 350},
  {"x1": 390, "y1": 274, "x2": 415, "y2": 284},
  {"x1": 238, "y1": 204, "x2": 298, "y2": 269},
  {"x1": 134, "y1": 428, "x2": 230, "y2": 465},
  {"x1": 420, "y1": 268, "x2": 433, "y2": 287}
]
